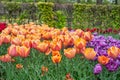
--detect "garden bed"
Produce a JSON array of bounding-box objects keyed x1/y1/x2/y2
[{"x1": 0, "y1": 23, "x2": 120, "y2": 80}]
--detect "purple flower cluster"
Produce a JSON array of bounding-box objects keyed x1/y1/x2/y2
[
  {"x1": 87, "y1": 33, "x2": 120, "y2": 57},
  {"x1": 94, "y1": 64, "x2": 102, "y2": 75},
  {"x1": 87, "y1": 33, "x2": 120, "y2": 74}
]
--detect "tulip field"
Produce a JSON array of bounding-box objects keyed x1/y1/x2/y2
[{"x1": 0, "y1": 22, "x2": 120, "y2": 80}]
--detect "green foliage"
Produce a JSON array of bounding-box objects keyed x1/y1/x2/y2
[
  {"x1": 55, "y1": 10, "x2": 67, "y2": 29},
  {"x1": 4, "y1": 2, "x2": 21, "y2": 14},
  {"x1": 73, "y1": 4, "x2": 120, "y2": 29},
  {"x1": 37, "y1": 2, "x2": 55, "y2": 27}
]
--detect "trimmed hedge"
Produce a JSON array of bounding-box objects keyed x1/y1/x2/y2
[
  {"x1": 73, "y1": 4, "x2": 120, "y2": 29},
  {"x1": 37, "y1": 2, "x2": 55, "y2": 27},
  {"x1": 0, "y1": 2, "x2": 120, "y2": 29}
]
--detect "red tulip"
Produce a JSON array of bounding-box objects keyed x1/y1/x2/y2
[{"x1": 0, "y1": 22, "x2": 6, "y2": 32}]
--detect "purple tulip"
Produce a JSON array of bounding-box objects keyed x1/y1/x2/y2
[
  {"x1": 94, "y1": 64, "x2": 102, "y2": 75},
  {"x1": 106, "y1": 58, "x2": 119, "y2": 72}
]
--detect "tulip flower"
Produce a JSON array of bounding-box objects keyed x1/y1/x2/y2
[
  {"x1": 31, "y1": 39, "x2": 40, "y2": 48},
  {"x1": 36, "y1": 41, "x2": 49, "y2": 53},
  {"x1": 52, "y1": 50, "x2": 60, "y2": 56},
  {"x1": 8, "y1": 45, "x2": 19, "y2": 57},
  {"x1": 64, "y1": 48, "x2": 76, "y2": 59},
  {"x1": 65, "y1": 73, "x2": 74, "y2": 80},
  {"x1": 63, "y1": 35, "x2": 74, "y2": 47},
  {"x1": 74, "y1": 29, "x2": 84, "y2": 37},
  {"x1": 0, "y1": 22, "x2": 6, "y2": 32},
  {"x1": 75, "y1": 47, "x2": 85, "y2": 54},
  {"x1": 93, "y1": 64, "x2": 102, "y2": 75},
  {"x1": 17, "y1": 46, "x2": 30, "y2": 58},
  {"x1": 83, "y1": 48, "x2": 96, "y2": 60},
  {"x1": 107, "y1": 46, "x2": 120, "y2": 59},
  {"x1": 41, "y1": 66, "x2": 48, "y2": 76},
  {"x1": 74, "y1": 38, "x2": 86, "y2": 49},
  {"x1": 11, "y1": 28, "x2": 18, "y2": 36},
  {"x1": 0, "y1": 35, "x2": 4, "y2": 45},
  {"x1": 3, "y1": 35, "x2": 11, "y2": 43},
  {"x1": 50, "y1": 40, "x2": 62, "y2": 51},
  {"x1": 0, "y1": 54, "x2": 12, "y2": 62},
  {"x1": 82, "y1": 31, "x2": 93, "y2": 41},
  {"x1": 42, "y1": 32, "x2": 52, "y2": 40},
  {"x1": 51, "y1": 51, "x2": 62, "y2": 64},
  {"x1": 98, "y1": 55, "x2": 110, "y2": 65},
  {"x1": 22, "y1": 39, "x2": 32, "y2": 48},
  {"x1": 16, "y1": 64, "x2": 23, "y2": 69},
  {"x1": 11, "y1": 37, "x2": 22, "y2": 46}
]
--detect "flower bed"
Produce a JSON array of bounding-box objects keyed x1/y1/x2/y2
[{"x1": 0, "y1": 22, "x2": 120, "y2": 80}]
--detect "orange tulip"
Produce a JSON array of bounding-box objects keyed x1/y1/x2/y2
[
  {"x1": 51, "y1": 53, "x2": 62, "y2": 64},
  {"x1": 31, "y1": 39, "x2": 40, "y2": 48},
  {"x1": 3, "y1": 35, "x2": 11, "y2": 43},
  {"x1": 11, "y1": 28, "x2": 18, "y2": 36},
  {"x1": 74, "y1": 38, "x2": 86, "y2": 49},
  {"x1": 75, "y1": 29, "x2": 84, "y2": 37},
  {"x1": 65, "y1": 73, "x2": 74, "y2": 80},
  {"x1": 63, "y1": 35, "x2": 74, "y2": 47},
  {"x1": 0, "y1": 35, "x2": 4, "y2": 45},
  {"x1": 41, "y1": 66, "x2": 48, "y2": 76},
  {"x1": 17, "y1": 46, "x2": 30, "y2": 58},
  {"x1": 0, "y1": 54, "x2": 12, "y2": 62},
  {"x1": 45, "y1": 48, "x2": 51, "y2": 55},
  {"x1": 82, "y1": 31, "x2": 93, "y2": 41},
  {"x1": 36, "y1": 41, "x2": 49, "y2": 53},
  {"x1": 75, "y1": 47, "x2": 85, "y2": 54},
  {"x1": 2, "y1": 27, "x2": 11, "y2": 35},
  {"x1": 42, "y1": 32, "x2": 52, "y2": 40},
  {"x1": 98, "y1": 55, "x2": 110, "y2": 65},
  {"x1": 64, "y1": 48, "x2": 76, "y2": 59},
  {"x1": 11, "y1": 37, "x2": 22, "y2": 45},
  {"x1": 107, "y1": 46, "x2": 120, "y2": 59},
  {"x1": 16, "y1": 64, "x2": 23, "y2": 69},
  {"x1": 61, "y1": 27, "x2": 68, "y2": 35},
  {"x1": 50, "y1": 41, "x2": 62, "y2": 51},
  {"x1": 83, "y1": 48, "x2": 96, "y2": 60},
  {"x1": 8, "y1": 45, "x2": 19, "y2": 57},
  {"x1": 52, "y1": 50, "x2": 60, "y2": 56},
  {"x1": 22, "y1": 39, "x2": 32, "y2": 48}
]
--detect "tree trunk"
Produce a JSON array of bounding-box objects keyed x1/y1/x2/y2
[
  {"x1": 77, "y1": 0, "x2": 80, "y2": 3},
  {"x1": 55, "y1": 0, "x2": 60, "y2": 3},
  {"x1": 115, "y1": 0, "x2": 118, "y2": 4},
  {"x1": 96, "y1": 0, "x2": 102, "y2": 4}
]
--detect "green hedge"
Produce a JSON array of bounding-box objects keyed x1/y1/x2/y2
[
  {"x1": 37, "y1": 2, "x2": 55, "y2": 27},
  {"x1": 73, "y1": 4, "x2": 120, "y2": 29},
  {"x1": 0, "y1": 2, "x2": 120, "y2": 29}
]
